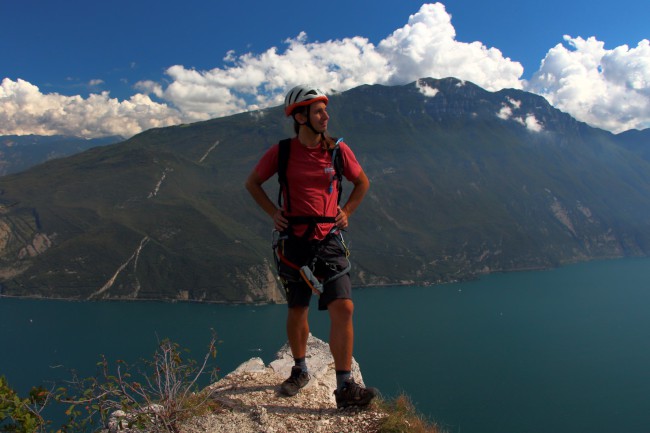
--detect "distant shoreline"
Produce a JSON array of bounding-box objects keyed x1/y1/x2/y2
[{"x1": 2, "y1": 254, "x2": 642, "y2": 304}]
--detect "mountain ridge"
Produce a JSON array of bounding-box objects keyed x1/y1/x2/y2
[
  {"x1": 0, "y1": 134, "x2": 123, "y2": 176},
  {"x1": 1, "y1": 78, "x2": 649, "y2": 301}
]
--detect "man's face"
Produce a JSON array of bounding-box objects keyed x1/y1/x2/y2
[{"x1": 308, "y1": 101, "x2": 329, "y2": 133}]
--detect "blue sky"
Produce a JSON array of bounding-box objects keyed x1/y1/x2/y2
[{"x1": 2, "y1": 0, "x2": 649, "y2": 137}]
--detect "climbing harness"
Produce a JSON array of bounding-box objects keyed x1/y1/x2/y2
[{"x1": 272, "y1": 228, "x2": 351, "y2": 297}]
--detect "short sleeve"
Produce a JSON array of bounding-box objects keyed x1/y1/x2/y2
[
  {"x1": 339, "y1": 141, "x2": 362, "y2": 181},
  {"x1": 254, "y1": 143, "x2": 280, "y2": 182}
]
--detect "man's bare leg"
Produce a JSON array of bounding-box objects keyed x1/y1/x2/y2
[
  {"x1": 287, "y1": 306, "x2": 310, "y2": 358},
  {"x1": 280, "y1": 306, "x2": 311, "y2": 396},
  {"x1": 328, "y1": 298, "x2": 377, "y2": 408},
  {"x1": 328, "y1": 299, "x2": 354, "y2": 371}
]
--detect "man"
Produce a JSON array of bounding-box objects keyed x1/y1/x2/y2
[{"x1": 245, "y1": 84, "x2": 376, "y2": 409}]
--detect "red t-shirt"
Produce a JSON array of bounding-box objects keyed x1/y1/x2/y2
[{"x1": 255, "y1": 137, "x2": 363, "y2": 240}]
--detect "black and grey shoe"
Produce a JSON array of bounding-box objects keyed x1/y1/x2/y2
[
  {"x1": 334, "y1": 379, "x2": 378, "y2": 409},
  {"x1": 279, "y1": 366, "x2": 310, "y2": 396}
]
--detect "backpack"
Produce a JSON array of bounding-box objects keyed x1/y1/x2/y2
[{"x1": 276, "y1": 137, "x2": 344, "y2": 214}]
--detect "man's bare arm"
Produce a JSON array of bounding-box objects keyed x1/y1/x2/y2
[
  {"x1": 245, "y1": 170, "x2": 289, "y2": 231},
  {"x1": 336, "y1": 170, "x2": 370, "y2": 229}
]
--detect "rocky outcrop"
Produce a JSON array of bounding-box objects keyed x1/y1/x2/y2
[{"x1": 173, "y1": 335, "x2": 384, "y2": 433}]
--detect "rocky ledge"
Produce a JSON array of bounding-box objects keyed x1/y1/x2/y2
[{"x1": 180, "y1": 334, "x2": 385, "y2": 433}]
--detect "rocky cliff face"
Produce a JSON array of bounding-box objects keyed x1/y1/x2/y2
[
  {"x1": 107, "y1": 335, "x2": 385, "y2": 433},
  {"x1": 189, "y1": 335, "x2": 383, "y2": 433}
]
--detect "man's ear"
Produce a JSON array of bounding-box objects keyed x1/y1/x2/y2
[{"x1": 293, "y1": 112, "x2": 307, "y2": 125}]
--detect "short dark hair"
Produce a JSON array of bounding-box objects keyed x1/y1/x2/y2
[{"x1": 291, "y1": 105, "x2": 309, "y2": 135}]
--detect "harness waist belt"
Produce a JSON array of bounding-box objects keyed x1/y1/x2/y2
[
  {"x1": 285, "y1": 215, "x2": 337, "y2": 240},
  {"x1": 285, "y1": 215, "x2": 336, "y2": 224}
]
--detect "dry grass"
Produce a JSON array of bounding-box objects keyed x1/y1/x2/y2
[{"x1": 376, "y1": 394, "x2": 443, "y2": 433}]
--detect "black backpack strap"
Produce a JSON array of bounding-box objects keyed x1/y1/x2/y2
[
  {"x1": 277, "y1": 138, "x2": 292, "y2": 212},
  {"x1": 330, "y1": 138, "x2": 344, "y2": 205}
]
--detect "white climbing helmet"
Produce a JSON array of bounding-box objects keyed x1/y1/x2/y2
[{"x1": 284, "y1": 84, "x2": 329, "y2": 117}]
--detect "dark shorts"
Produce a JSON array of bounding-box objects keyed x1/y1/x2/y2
[{"x1": 276, "y1": 233, "x2": 352, "y2": 311}]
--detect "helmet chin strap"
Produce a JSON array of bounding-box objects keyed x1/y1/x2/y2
[
  {"x1": 305, "y1": 120, "x2": 324, "y2": 136},
  {"x1": 295, "y1": 106, "x2": 325, "y2": 139}
]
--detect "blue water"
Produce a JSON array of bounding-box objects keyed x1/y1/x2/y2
[{"x1": 2, "y1": 257, "x2": 649, "y2": 433}]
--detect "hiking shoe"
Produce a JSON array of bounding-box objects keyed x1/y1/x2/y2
[
  {"x1": 334, "y1": 379, "x2": 378, "y2": 409},
  {"x1": 279, "y1": 366, "x2": 310, "y2": 396}
]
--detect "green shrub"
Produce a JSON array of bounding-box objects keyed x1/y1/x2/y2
[
  {"x1": 0, "y1": 376, "x2": 49, "y2": 433},
  {"x1": 57, "y1": 335, "x2": 220, "y2": 433}
]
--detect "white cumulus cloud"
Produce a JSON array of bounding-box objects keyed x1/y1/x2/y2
[
  {"x1": 1, "y1": 3, "x2": 649, "y2": 137},
  {"x1": 527, "y1": 36, "x2": 650, "y2": 133},
  {"x1": 0, "y1": 78, "x2": 182, "y2": 138},
  {"x1": 417, "y1": 79, "x2": 440, "y2": 97},
  {"x1": 2, "y1": 3, "x2": 524, "y2": 138},
  {"x1": 524, "y1": 114, "x2": 543, "y2": 132},
  {"x1": 497, "y1": 104, "x2": 514, "y2": 120},
  {"x1": 378, "y1": 3, "x2": 523, "y2": 91},
  {"x1": 496, "y1": 97, "x2": 544, "y2": 132},
  {"x1": 154, "y1": 3, "x2": 523, "y2": 122}
]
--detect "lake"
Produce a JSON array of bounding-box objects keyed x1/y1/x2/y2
[{"x1": 1, "y1": 257, "x2": 649, "y2": 433}]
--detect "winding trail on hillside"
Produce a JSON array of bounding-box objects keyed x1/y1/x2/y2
[
  {"x1": 89, "y1": 236, "x2": 150, "y2": 299},
  {"x1": 199, "y1": 140, "x2": 220, "y2": 163}
]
